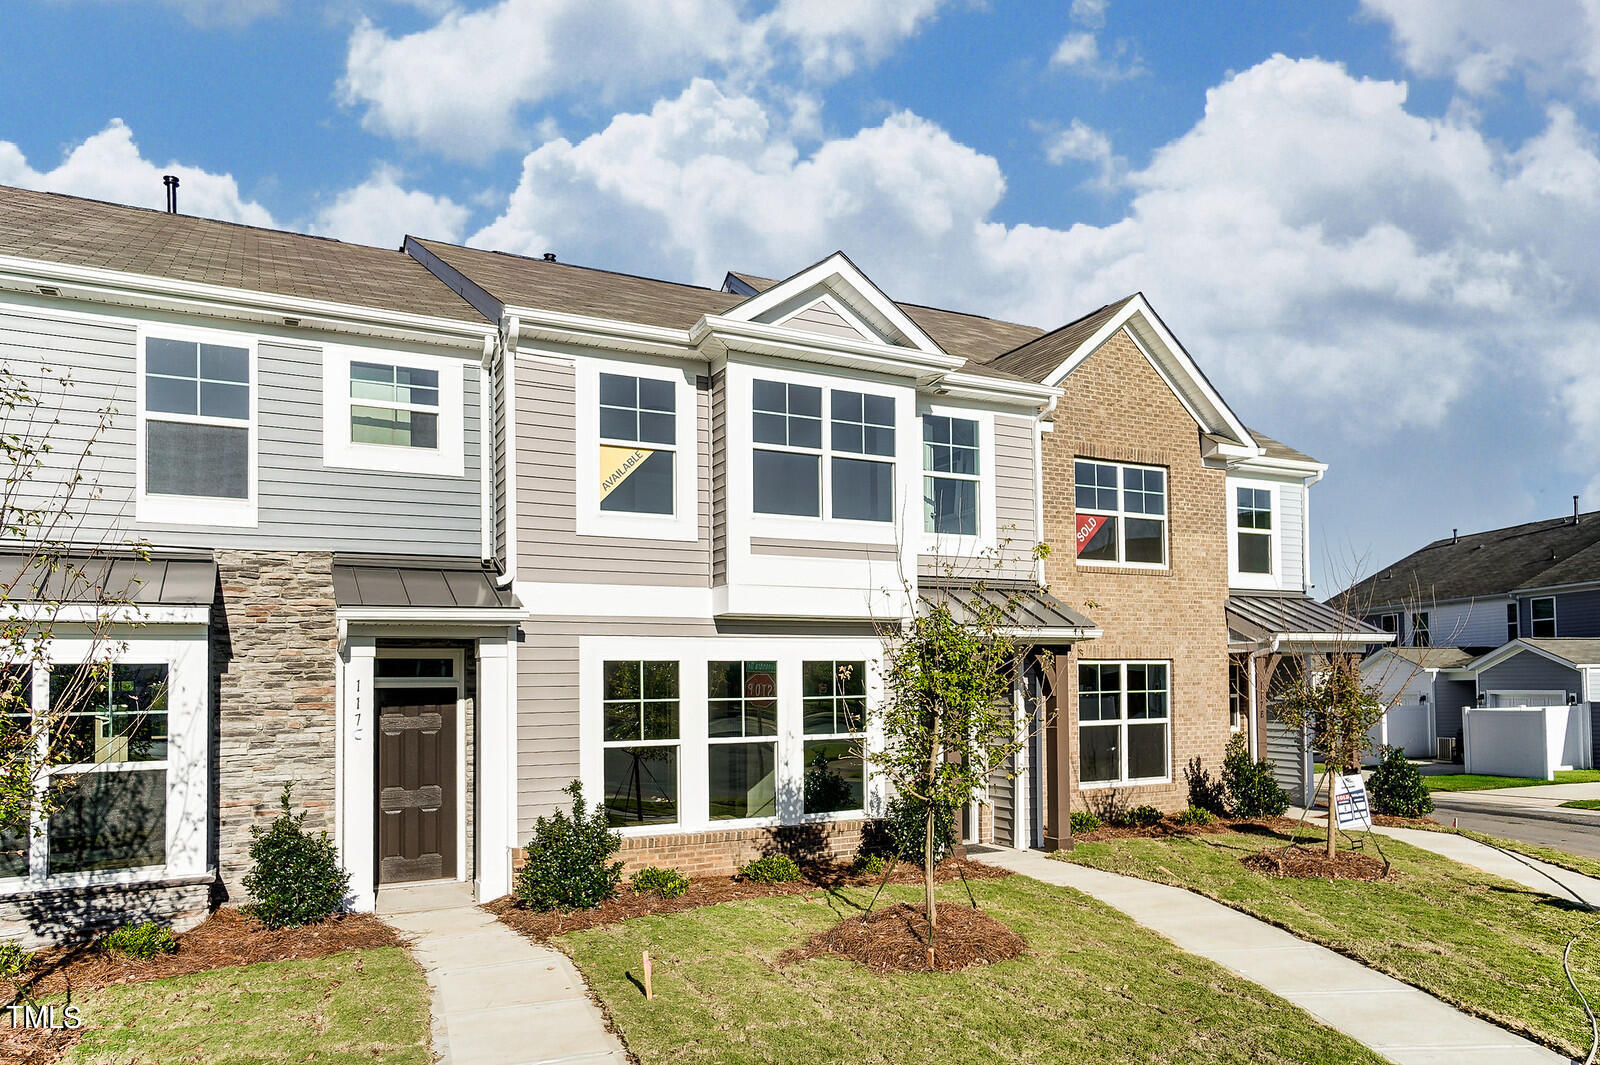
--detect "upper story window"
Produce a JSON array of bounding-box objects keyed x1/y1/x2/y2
[
  {"x1": 923, "y1": 415, "x2": 979, "y2": 536},
  {"x1": 1236, "y1": 487, "x2": 1273, "y2": 574},
  {"x1": 1507, "y1": 602, "x2": 1519, "y2": 642},
  {"x1": 1411, "y1": 611, "x2": 1431, "y2": 647},
  {"x1": 350, "y1": 362, "x2": 438, "y2": 449},
  {"x1": 1377, "y1": 613, "x2": 1400, "y2": 637},
  {"x1": 145, "y1": 338, "x2": 250, "y2": 500},
  {"x1": 752, "y1": 379, "x2": 894, "y2": 523},
  {"x1": 1531, "y1": 597, "x2": 1557, "y2": 638},
  {"x1": 599, "y1": 373, "x2": 676, "y2": 515},
  {"x1": 1074, "y1": 460, "x2": 1166, "y2": 566}
]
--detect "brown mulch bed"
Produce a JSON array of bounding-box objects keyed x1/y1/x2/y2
[
  {"x1": 1371, "y1": 813, "x2": 1443, "y2": 830},
  {"x1": 1072, "y1": 814, "x2": 1307, "y2": 843},
  {"x1": 0, "y1": 1026, "x2": 78, "y2": 1065},
  {"x1": 11, "y1": 908, "x2": 402, "y2": 1002},
  {"x1": 780, "y1": 901, "x2": 1027, "y2": 973},
  {"x1": 489, "y1": 857, "x2": 1012, "y2": 941},
  {"x1": 1241, "y1": 847, "x2": 1392, "y2": 881}
]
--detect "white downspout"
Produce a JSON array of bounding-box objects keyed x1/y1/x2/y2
[{"x1": 479, "y1": 332, "x2": 495, "y2": 567}]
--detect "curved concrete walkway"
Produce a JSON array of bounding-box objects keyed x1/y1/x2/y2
[
  {"x1": 970, "y1": 845, "x2": 1573, "y2": 1065},
  {"x1": 1369, "y1": 824, "x2": 1600, "y2": 909},
  {"x1": 379, "y1": 883, "x2": 628, "y2": 1065}
]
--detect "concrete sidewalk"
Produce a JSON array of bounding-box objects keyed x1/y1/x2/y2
[
  {"x1": 1430, "y1": 784, "x2": 1600, "y2": 828},
  {"x1": 1370, "y1": 824, "x2": 1600, "y2": 908},
  {"x1": 379, "y1": 882, "x2": 628, "y2": 1065},
  {"x1": 971, "y1": 845, "x2": 1572, "y2": 1065}
]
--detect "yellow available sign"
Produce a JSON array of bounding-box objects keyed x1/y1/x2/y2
[{"x1": 600, "y1": 445, "x2": 652, "y2": 501}]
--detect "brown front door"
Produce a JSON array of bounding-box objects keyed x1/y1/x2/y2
[{"x1": 376, "y1": 686, "x2": 456, "y2": 884}]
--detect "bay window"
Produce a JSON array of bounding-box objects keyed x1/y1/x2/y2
[
  {"x1": 602, "y1": 661, "x2": 680, "y2": 827},
  {"x1": 752, "y1": 379, "x2": 894, "y2": 523},
  {"x1": 923, "y1": 414, "x2": 980, "y2": 536},
  {"x1": 802, "y1": 660, "x2": 866, "y2": 814},
  {"x1": 599, "y1": 373, "x2": 677, "y2": 515},
  {"x1": 707, "y1": 661, "x2": 778, "y2": 820},
  {"x1": 1074, "y1": 460, "x2": 1166, "y2": 566},
  {"x1": 1079, "y1": 661, "x2": 1170, "y2": 786}
]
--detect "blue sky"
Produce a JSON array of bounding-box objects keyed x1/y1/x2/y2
[{"x1": 5, "y1": 0, "x2": 1600, "y2": 593}]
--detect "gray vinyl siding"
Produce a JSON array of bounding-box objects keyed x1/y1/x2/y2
[
  {"x1": 1477, "y1": 649, "x2": 1583, "y2": 702},
  {"x1": 1519, "y1": 589, "x2": 1600, "y2": 639},
  {"x1": 1433, "y1": 677, "x2": 1475, "y2": 745},
  {"x1": 711, "y1": 371, "x2": 728, "y2": 585},
  {"x1": 1265, "y1": 712, "x2": 1311, "y2": 806},
  {"x1": 1, "y1": 302, "x2": 482, "y2": 554},
  {"x1": 783, "y1": 302, "x2": 866, "y2": 342},
  {"x1": 1278, "y1": 485, "x2": 1304, "y2": 591},
  {"x1": 517, "y1": 615, "x2": 719, "y2": 836},
  {"x1": 919, "y1": 412, "x2": 1038, "y2": 580},
  {"x1": 514, "y1": 357, "x2": 711, "y2": 586},
  {"x1": 990, "y1": 762, "x2": 1013, "y2": 844}
]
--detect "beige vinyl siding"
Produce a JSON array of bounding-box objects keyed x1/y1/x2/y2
[
  {"x1": 751, "y1": 538, "x2": 897, "y2": 561},
  {"x1": 517, "y1": 615, "x2": 719, "y2": 835},
  {"x1": 0, "y1": 301, "x2": 482, "y2": 553},
  {"x1": 1278, "y1": 483, "x2": 1304, "y2": 590},
  {"x1": 920, "y1": 412, "x2": 1039, "y2": 580},
  {"x1": 514, "y1": 356, "x2": 712, "y2": 587},
  {"x1": 781, "y1": 301, "x2": 867, "y2": 342}
]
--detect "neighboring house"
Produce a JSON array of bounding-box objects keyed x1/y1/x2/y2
[
  {"x1": 0, "y1": 181, "x2": 1373, "y2": 943},
  {"x1": 1359, "y1": 647, "x2": 1475, "y2": 760},
  {"x1": 1342, "y1": 509, "x2": 1600, "y2": 759},
  {"x1": 0, "y1": 185, "x2": 518, "y2": 942}
]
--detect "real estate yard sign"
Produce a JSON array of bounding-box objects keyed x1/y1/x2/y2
[{"x1": 1332, "y1": 771, "x2": 1373, "y2": 830}]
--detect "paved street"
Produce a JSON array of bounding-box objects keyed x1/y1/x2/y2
[{"x1": 1429, "y1": 794, "x2": 1600, "y2": 859}]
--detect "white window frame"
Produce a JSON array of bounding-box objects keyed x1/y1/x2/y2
[
  {"x1": 1074, "y1": 459, "x2": 1170, "y2": 571},
  {"x1": 1, "y1": 631, "x2": 209, "y2": 896},
  {"x1": 598, "y1": 659, "x2": 684, "y2": 832},
  {"x1": 578, "y1": 636, "x2": 884, "y2": 836},
  {"x1": 918, "y1": 405, "x2": 996, "y2": 555},
  {"x1": 706, "y1": 659, "x2": 781, "y2": 825},
  {"x1": 1531, "y1": 597, "x2": 1558, "y2": 638},
  {"x1": 1377, "y1": 613, "x2": 1400, "y2": 637},
  {"x1": 1227, "y1": 478, "x2": 1280, "y2": 589},
  {"x1": 135, "y1": 323, "x2": 258, "y2": 528},
  {"x1": 798, "y1": 658, "x2": 869, "y2": 821},
  {"x1": 322, "y1": 344, "x2": 465, "y2": 477},
  {"x1": 575, "y1": 357, "x2": 698, "y2": 542},
  {"x1": 1077, "y1": 660, "x2": 1172, "y2": 789},
  {"x1": 1411, "y1": 611, "x2": 1431, "y2": 647}
]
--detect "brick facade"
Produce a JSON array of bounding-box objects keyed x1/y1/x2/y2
[
  {"x1": 1041, "y1": 330, "x2": 1231, "y2": 843},
  {"x1": 513, "y1": 820, "x2": 869, "y2": 880},
  {"x1": 212, "y1": 550, "x2": 339, "y2": 900}
]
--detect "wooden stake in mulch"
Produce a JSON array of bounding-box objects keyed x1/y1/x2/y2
[{"x1": 642, "y1": 951, "x2": 654, "y2": 999}]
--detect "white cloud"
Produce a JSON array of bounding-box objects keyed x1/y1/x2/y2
[
  {"x1": 0, "y1": 118, "x2": 274, "y2": 225},
  {"x1": 1050, "y1": 32, "x2": 1099, "y2": 69},
  {"x1": 1041, "y1": 119, "x2": 1123, "y2": 188},
  {"x1": 339, "y1": 0, "x2": 952, "y2": 157},
  {"x1": 1361, "y1": 0, "x2": 1600, "y2": 96},
  {"x1": 1069, "y1": 0, "x2": 1107, "y2": 29},
  {"x1": 308, "y1": 166, "x2": 470, "y2": 246},
  {"x1": 1048, "y1": 15, "x2": 1142, "y2": 80}
]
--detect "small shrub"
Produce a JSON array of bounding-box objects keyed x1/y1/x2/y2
[
  {"x1": 1185, "y1": 756, "x2": 1228, "y2": 814},
  {"x1": 1367, "y1": 745, "x2": 1434, "y2": 819},
  {"x1": 880, "y1": 794, "x2": 958, "y2": 866},
  {"x1": 1069, "y1": 810, "x2": 1103, "y2": 835},
  {"x1": 741, "y1": 854, "x2": 801, "y2": 883},
  {"x1": 1126, "y1": 804, "x2": 1163, "y2": 828},
  {"x1": 630, "y1": 865, "x2": 689, "y2": 899},
  {"x1": 103, "y1": 922, "x2": 177, "y2": 960},
  {"x1": 243, "y1": 784, "x2": 350, "y2": 930},
  {"x1": 1175, "y1": 805, "x2": 1215, "y2": 826},
  {"x1": 852, "y1": 852, "x2": 890, "y2": 876},
  {"x1": 516, "y1": 780, "x2": 623, "y2": 912},
  {"x1": 1221, "y1": 734, "x2": 1290, "y2": 819},
  {"x1": 1087, "y1": 789, "x2": 1129, "y2": 827},
  {"x1": 0, "y1": 942, "x2": 32, "y2": 982}
]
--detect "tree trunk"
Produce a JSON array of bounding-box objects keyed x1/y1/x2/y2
[
  {"x1": 924, "y1": 803, "x2": 936, "y2": 968},
  {"x1": 1325, "y1": 766, "x2": 1338, "y2": 858}
]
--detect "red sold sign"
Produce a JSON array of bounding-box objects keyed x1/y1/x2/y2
[{"x1": 1075, "y1": 514, "x2": 1104, "y2": 555}]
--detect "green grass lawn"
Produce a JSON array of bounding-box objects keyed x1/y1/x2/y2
[
  {"x1": 557, "y1": 876, "x2": 1384, "y2": 1065},
  {"x1": 1058, "y1": 828, "x2": 1600, "y2": 1056},
  {"x1": 62, "y1": 947, "x2": 432, "y2": 1065},
  {"x1": 1424, "y1": 769, "x2": 1600, "y2": 792},
  {"x1": 1559, "y1": 799, "x2": 1600, "y2": 810}
]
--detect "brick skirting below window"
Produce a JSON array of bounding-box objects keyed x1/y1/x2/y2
[{"x1": 514, "y1": 820, "x2": 873, "y2": 879}]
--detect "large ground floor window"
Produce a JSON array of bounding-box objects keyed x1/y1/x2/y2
[
  {"x1": 585, "y1": 639, "x2": 879, "y2": 832},
  {"x1": 3, "y1": 633, "x2": 206, "y2": 892},
  {"x1": 1079, "y1": 660, "x2": 1171, "y2": 786}
]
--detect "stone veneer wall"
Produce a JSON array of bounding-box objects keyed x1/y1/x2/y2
[
  {"x1": 212, "y1": 550, "x2": 339, "y2": 900},
  {"x1": 0, "y1": 876, "x2": 217, "y2": 949}
]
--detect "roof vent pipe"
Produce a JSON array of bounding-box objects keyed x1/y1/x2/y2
[
  {"x1": 542, "y1": 252, "x2": 556, "y2": 262},
  {"x1": 163, "y1": 174, "x2": 179, "y2": 214},
  {"x1": 1452, "y1": 528, "x2": 1458, "y2": 544},
  {"x1": 1576, "y1": 495, "x2": 1581, "y2": 525}
]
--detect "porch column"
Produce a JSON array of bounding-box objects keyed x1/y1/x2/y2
[
  {"x1": 476, "y1": 631, "x2": 517, "y2": 902},
  {"x1": 1044, "y1": 650, "x2": 1074, "y2": 851},
  {"x1": 338, "y1": 636, "x2": 377, "y2": 913}
]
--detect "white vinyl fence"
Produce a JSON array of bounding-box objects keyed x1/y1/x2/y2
[
  {"x1": 1462, "y1": 703, "x2": 1594, "y2": 779},
  {"x1": 1365, "y1": 696, "x2": 1434, "y2": 761}
]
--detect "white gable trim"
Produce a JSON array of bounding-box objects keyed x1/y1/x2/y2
[
  {"x1": 721, "y1": 252, "x2": 945, "y2": 358},
  {"x1": 1040, "y1": 294, "x2": 1255, "y2": 447},
  {"x1": 1465, "y1": 639, "x2": 1598, "y2": 674}
]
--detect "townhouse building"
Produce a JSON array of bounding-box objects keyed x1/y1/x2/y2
[{"x1": 0, "y1": 182, "x2": 1363, "y2": 942}]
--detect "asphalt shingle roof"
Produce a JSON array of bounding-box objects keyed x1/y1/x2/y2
[
  {"x1": 1517, "y1": 638, "x2": 1600, "y2": 666},
  {"x1": 982, "y1": 296, "x2": 1139, "y2": 383},
  {"x1": 1342, "y1": 511, "x2": 1600, "y2": 609},
  {"x1": 1247, "y1": 428, "x2": 1320, "y2": 465},
  {"x1": 0, "y1": 184, "x2": 482, "y2": 323}
]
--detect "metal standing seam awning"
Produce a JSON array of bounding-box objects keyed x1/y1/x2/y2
[
  {"x1": 1226, "y1": 592, "x2": 1391, "y2": 652},
  {"x1": 918, "y1": 579, "x2": 1102, "y2": 642},
  {"x1": 331, "y1": 555, "x2": 522, "y2": 623},
  {"x1": 0, "y1": 550, "x2": 217, "y2": 621}
]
